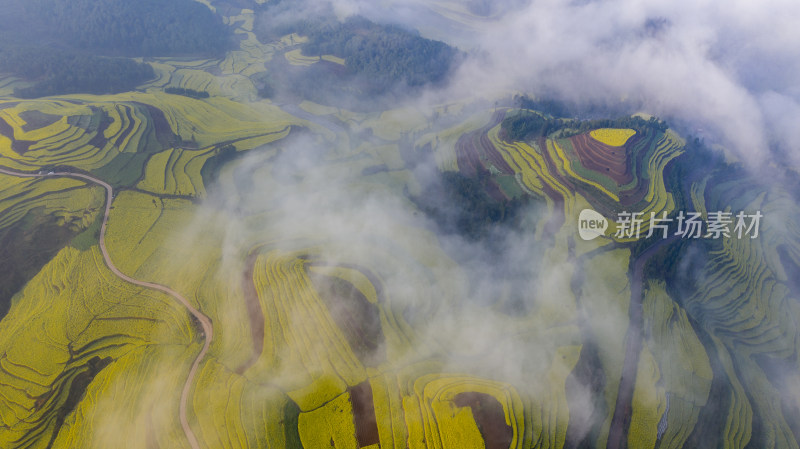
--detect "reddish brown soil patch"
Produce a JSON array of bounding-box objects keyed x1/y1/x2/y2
[
  {"x1": 0, "y1": 116, "x2": 35, "y2": 154},
  {"x1": 617, "y1": 180, "x2": 649, "y2": 207},
  {"x1": 453, "y1": 111, "x2": 518, "y2": 203},
  {"x1": 455, "y1": 110, "x2": 515, "y2": 178},
  {"x1": 454, "y1": 392, "x2": 513, "y2": 449},
  {"x1": 235, "y1": 252, "x2": 266, "y2": 374},
  {"x1": 455, "y1": 133, "x2": 481, "y2": 176},
  {"x1": 349, "y1": 381, "x2": 380, "y2": 448},
  {"x1": 569, "y1": 133, "x2": 633, "y2": 185}
]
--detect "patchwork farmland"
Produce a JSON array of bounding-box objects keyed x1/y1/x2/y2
[{"x1": 0, "y1": 1, "x2": 797, "y2": 449}]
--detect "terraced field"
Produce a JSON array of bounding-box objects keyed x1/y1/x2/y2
[
  {"x1": 0, "y1": 241, "x2": 194, "y2": 448},
  {"x1": 453, "y1": 110, "x2": 684, "y2": 241},
  {"x1": 0, "y1": 93, "x2": 304, "y2": 191},
  {"x1": 2, "y1": 90, "x2": 798, "y2": 449},
  {"x1": 673, "y1": 178, "x2": 800, "y2": 449},
  {"x1": 0, "y1": 2, "x2": 798, "y2": 449},
  {"x1": 451, "y1": 108, "x2": 800, "y2": 449},
  {"x1": 589, "y1": 128, "x2": 636, "y2": 147}
]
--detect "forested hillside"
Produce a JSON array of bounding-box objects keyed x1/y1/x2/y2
[
  {"x1": 255, "y1": 1, "x2": 460, "y2": 102},
  {"x1": 300, "y1": 16, "x2": 459, "y2": 94},
  {"x1": 0, "y1": 0, "x2": 230, "y2": 98},
  {"x1": 0, "y1": 47, "x2": 154, "y2": 98},
  {"x1": 24, "y1": 0, "x2": 230, "y2": 57}
]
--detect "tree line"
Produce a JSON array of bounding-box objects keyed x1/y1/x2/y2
[
  {"x1": 502, "y1": 95, "x2": 669, "y2": 142},
  {"x1": 165, "y1": 87, "x2": 211, "y2": 99},
  {"x1": 413, "y1": 170, "x2": 531, "y2": 242}
]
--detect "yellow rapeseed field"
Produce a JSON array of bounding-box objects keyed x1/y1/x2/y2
[{"x1": 590, "y1": 128, "x2": 636, "y2": 146}]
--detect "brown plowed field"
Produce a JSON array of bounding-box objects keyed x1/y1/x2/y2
[{"x1": 569, "y1": 133, "x2": 633, "y2": 185}]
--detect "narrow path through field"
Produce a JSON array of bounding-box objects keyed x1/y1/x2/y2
[{"x1": 0, "y1": 167, "x2": 212, "y2": 449}]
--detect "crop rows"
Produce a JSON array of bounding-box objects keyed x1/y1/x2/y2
[
  {"x1": 370, "y1": 374, "x2": 409, "y2": 449},
  {"x1": 576, "y1": 248, "x2": 632, "y2": 446},
  {"x1": 137, "y1": 8, "x2": 290, "y2": 102},
  {"x1": 627, "y1": 345, "x2": 667, "y2": 449},
  {"x1": 284, "y1": 49, "x2": 320, "y2": 67},
  {"x1": 641, "y1": 281, "x2": 712, "y2": 449},
  {"x1": 453, "y1": 114, "x2": 688, "y2": 244},
  {"x1": 489, "y1": 125, "x2": 570, "y2": 204},
  {"x1": 423, "y1": 110, "x2": 496, "y2": 172},
  {"x1": 0, "y1": 176, "x2": 101, "y2": 230},
  {"x1": 298, "y1": 392, "x2": 359, "y2": 449},
  {"x1": 680, "y1": 180, "x2": 800, "y2": 449},
  {"x1": 454, "y1": 111, "x2": 515, "y2": 179},
  {"x1": 250, "y1": 250, "x2": 366, "y2": 409},
  {"x1": 0, "y1": 247, "x2": 192, "y2": 448},
  {"x1": 396, "y1": 361, "x2": 529, "y2": 449},
  {"x1": 307, "y1": 265, "x2": 380, "y2": 304},
  {"x1": 0, "y1": 94, "x2": 298, "y2": 201},
  {"x1": 51, "y1": 344, "x2": 196, "y2": 448},
  {"x1": 137, "y1": 147, "x2": 217, "y2": 197},
  {"x1": 192, "y1": 358, "x2": 289, "y2": 449},
  {"x1": 569, "y1": 132, "x2": 633, "y2": 185},
  {"x1": 0, "y1": 101, "x2": 111, "y2": 171},
  {"x1": 547, "y1": 138, "x2": 620, "y2": 201}
]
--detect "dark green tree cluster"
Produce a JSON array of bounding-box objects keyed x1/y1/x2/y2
[
  {"x1": 502, "y1": 112, "x2": 560, "y2": 141},
  {"x1": 301, "y1": 16, "x2": 459, "y2": 94},
  {"x1": 165, "y1": 87, "x2": 210, "y2": 99},
  {"x1": 253, "y1": 0, "x2": 335, "y2": 42},
  {"x1": 0, "y1": 0, "x2": 231, "y2": 98},
  {"x1": 514, "y1": 94, "x2": 572, "y2": 118},
  {"x1": 254, "y1": 2, "x2": 460, "y2": 100},
  {"x1": 0, "y1": 47, "x2": 154, "y2": 98},
  {"x1": 513, "y1": 93, "x2": 645, "y2": 122},
  {"x1": 501, "y1": 108, "x2": 668, "y2": 142},
  {"x1": 414, "y1": 171, "x2": 530, "y2": 241},
  {"x1": 24, "y1": 0, "x2": 230, "y2": 57},
  {"x1": 564, "y1": 115, "x2": 668, "y2": 136}
]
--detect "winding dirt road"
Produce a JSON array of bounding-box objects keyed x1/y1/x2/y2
[{"x1": 0, "y1": 167, "x2": 212, "y2": 449}]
